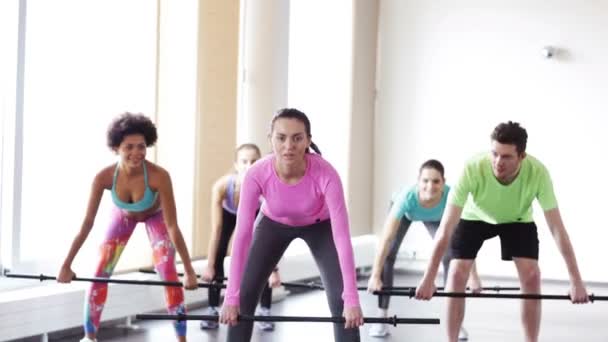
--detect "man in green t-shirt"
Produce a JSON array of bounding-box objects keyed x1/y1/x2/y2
[{"x1": 415, "y1": 121, "x2": 588, "y2": 342}]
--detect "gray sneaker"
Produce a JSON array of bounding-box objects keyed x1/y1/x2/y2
[
  {"x1": 256, "y1": 307, "x2": 275, "y2": 331},
  {"x1": 200, "y1": 306, "x2": 219, "y2": 330}
]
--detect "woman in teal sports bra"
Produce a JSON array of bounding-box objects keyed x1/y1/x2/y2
[{"x1": 57, "y1": 113, "x2": 197, "y2": 342}]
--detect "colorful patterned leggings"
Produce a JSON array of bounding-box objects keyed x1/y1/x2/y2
[{"x1": 84, "y1": 208, "x2": 186, "y2": 336}]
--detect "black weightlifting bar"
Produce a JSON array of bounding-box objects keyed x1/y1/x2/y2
[
  {"x1": 136, "y1": 268, "x2": 519, "y2": 292},
  {"x1": 373, "y1": 289, "x2": 606, "y2": 302},
  {"x1": 4, "y1": 272, "x2": 218, "y2": 289},
  {"x1": 138, "y1": 268, "x2": 322, "y2": 290},
  {"x1": 135, "y1": 313, "x2": 440, "y2": 326}
]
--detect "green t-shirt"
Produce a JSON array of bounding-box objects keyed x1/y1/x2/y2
[{"x1": 449, "y1": 153, "x2": 558, "y2": 224}]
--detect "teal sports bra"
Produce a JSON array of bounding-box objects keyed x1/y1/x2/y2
[{"x1": 111, "y1": 161, "x2": 158, "y2": 212}]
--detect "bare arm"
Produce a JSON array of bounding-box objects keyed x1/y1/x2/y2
[
  {"x1": 58, "y1": 170, "x2": 107, "y2": 281},
  {"x1": 205, "y1": 177, "x2": 227, "y2": 273},
  {"x1": 543, "y1": 208, "x2": 585, "y2": 285},
  {"x1": 416, "y1": 204, "x2": 463, "y2": 299},
  {"x1": 544, "y1": 207, "x2": 588, "y2": 302},
  {"x1": 424, "y1": 204, "x2": 463, "y2": 281}
]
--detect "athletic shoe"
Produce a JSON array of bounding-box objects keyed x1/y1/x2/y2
[
  {"x1": 200, "y1": 306, "x2": 219, "y2": 330},
  {"x1": 369, "y1": 323, "x2": 389, "y2": 337},
  {"x1": 256, "y1": 307, "x2": 275, "y2": 331},
  {"x1": 459, "y1": 326, "x2": 469, "y2": 340}
]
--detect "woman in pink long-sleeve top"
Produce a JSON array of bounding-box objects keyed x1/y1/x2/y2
[{"x1": 220, "y1": 108, "x2": 364, "y2": 341}]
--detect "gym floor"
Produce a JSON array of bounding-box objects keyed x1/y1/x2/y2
[{"x1": 16, "y1": 271, "x2": 608, "y2": 341}]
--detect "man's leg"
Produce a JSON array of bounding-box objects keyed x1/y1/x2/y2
[
  {"x1": 513, "y1": 257, "x2": 541, "y2": 342},
  {"x1": 445, "y1": 259, "x2": 473, "y2": 342},
  {"x1": 447, "y1": 220, "x2": 494, "y2": 342}
]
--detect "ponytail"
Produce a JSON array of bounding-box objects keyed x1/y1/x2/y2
[{"x1": 308, "y1": 141, "x2": 322, "y2": 155}]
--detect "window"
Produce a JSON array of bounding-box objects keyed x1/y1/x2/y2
[
  {"x1": 0, "y1": 0, "x2": 20, "y2": 275},
  {"x1": 1, "y1": 0, "x2": 200, "y2": 293},
  {"x1": 16, "y1": 0, "x2": 158, "y2": 274}
]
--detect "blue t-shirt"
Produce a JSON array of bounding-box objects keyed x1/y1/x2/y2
[{"x1": 389, "y1": 185, "x2": 450, "y2": 222}]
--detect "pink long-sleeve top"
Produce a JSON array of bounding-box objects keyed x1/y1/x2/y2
[{"x1": 224, "y1": 153, "x2": 360, "y2": 308}]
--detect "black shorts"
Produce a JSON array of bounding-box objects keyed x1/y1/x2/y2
[{"x1": 449, "y1": 219, "x2": 539, "y2": 260}]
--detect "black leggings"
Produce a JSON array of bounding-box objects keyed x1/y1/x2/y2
[
  {"x1": 227, "y1": 216, "x2": 361, "y2": 342},
  {"x1": 378, "y1": 217, "x2": 451, "y2": 309},
  {"x1": 208, "y1": 208, "x2": 272, "y2": 308}
]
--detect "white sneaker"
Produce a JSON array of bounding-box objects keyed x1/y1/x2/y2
[
  {"x1": 255, "y1": 307, "x2": 275, "y2": 331},
  {"x1": 200, "y1": 306, "x2": 219, "y2": 330},
  {"x1": 368, "y1": 323, "x2": 389, "y2": 337},
  {"x1": 458, "y1": 326, "x2": 469, "y2": 340},
  {"x1": 79, "y1": 338, "x2": 97, "y2": 342}
]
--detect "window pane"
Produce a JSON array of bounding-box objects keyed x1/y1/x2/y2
[
  {"x1": 20, "y1": 0, "x2": 157, "y2": 274},
  {"x1": 0, "y1": 0, "x2": 19, "y2": 271}
]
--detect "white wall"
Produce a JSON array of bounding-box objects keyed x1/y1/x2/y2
[
  {"x1": 375, "y1": 0, "x2": 608, "y2": 281},
  {"x1": 287, "y1": 0, "x2": 353, "y2": 187},
  {"x1": 237, "y1": 0, "x2": 289, "y2": 150}
]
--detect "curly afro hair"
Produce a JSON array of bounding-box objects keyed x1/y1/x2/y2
[{"x1": 107, "y1": 112, "x2": 158, "y2": 149}]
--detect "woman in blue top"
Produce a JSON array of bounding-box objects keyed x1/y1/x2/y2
[
  {"x1": 57, "y1": 113, "x2": 197, "y2": 342},
  {"x1": 367, "y1": 159, "x2": 480, "y2": 339}
]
